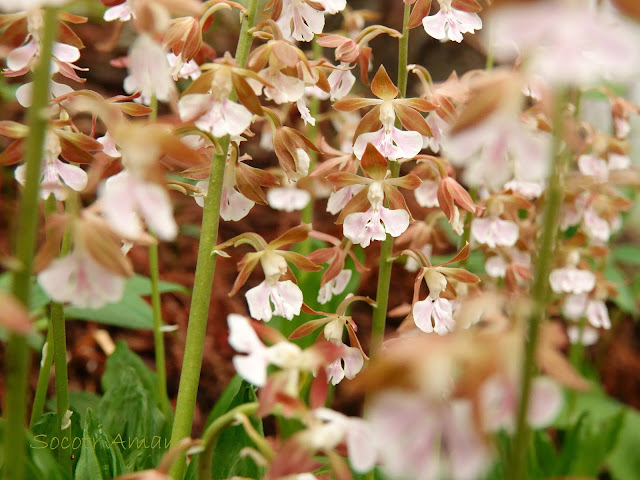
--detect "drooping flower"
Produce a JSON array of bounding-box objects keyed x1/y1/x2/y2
[
  {"x1": 471, "y1": 217, "x2": 519, "y2": 249},
  {"x1": 101, "y1": 170, "x2": 178, "y2": 241},
  {"x1": 549, "y1": 267, "x2": 596, "y2": 295},
  {"x1": 422, "y1": 0, "x2": 482, "y2": 43},
  {"x1": 413, "y1": 296, "x2": 455, "y2": 335},
  {"x1": 124, "y1": 34, "x2": 175, "y2": 105},
  {"x1": 37, "y1": 214, "x2": 134, "y2": 309},
  {"x1": 488, "y1": 1, "x2": 640, "y2": 86},
  {"x1": 14, "y1": 132, "x2": 87, "y2": 200}
]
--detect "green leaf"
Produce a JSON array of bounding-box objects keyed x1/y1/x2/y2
[
  {"x1": 102, "y1": 342, "x2": 158, "y2": 403},
  {"x1": 611, "y1": 244, "x2": 640, "y2": 266},
  {"x1": 0, "y1": 273, "x2": 187, "y2": 330},
  {"x1": 75, "y1": 409, "x2": 125, "y2": 480},
  {"x1": 97, "y1": 367, "x2": 167, "y2": 470},
  {"x1": 555, "y1": 389, "x2": 640, "y2": 480},
  {"x1": 204, "y1": 376, "x2": 264, "y2": 480},
  {"x1": 125, "y1": 274, "x2": 190, "y2": 296},
  {"x1": 31, "y1": 410, "x2": 83, "y2": 472},
  {"x1": 604, "y1": 263, "x2": 638, "y2": 315}
]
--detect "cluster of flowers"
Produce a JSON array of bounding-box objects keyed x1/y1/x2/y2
[{"x1": 2, "y1": 0, "x2": 639, "y2": 478}]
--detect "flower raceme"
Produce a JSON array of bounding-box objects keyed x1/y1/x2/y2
[
  {"x1": 327, "y1": 143, "x2": 421, "y2": 248},
  {"x1": 214, "y1": 225, "x2": 321, "y2": 322}
]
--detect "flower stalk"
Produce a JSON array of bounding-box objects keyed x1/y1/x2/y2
[
  {"x1": 169, "y1": 1, "x2": 259, "y2": 477},
  {"x1": 147, "y1": 94, "x2": 171, "y2": 415},
  {"x1": 370, "y1": 2, "x2": 411, "y2": 354},
  {"x1": 4, "y1": 8, "x2": 57, "y2": 480},
  {"x1": 507, "y1": 90, "x2": 569, "y2": 480}
]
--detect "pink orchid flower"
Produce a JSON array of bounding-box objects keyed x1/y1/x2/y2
[
  {"x1": 471, "y1": 217, "x2": 519, "y2": 249},
  {"x1": 101, "y1": 170, "x2": 178, "y2": 241},
  {"x1": 422, "y1": 0, "x2": 482, "y2": 43},
  {"x1": 14, "y1": 132, "x2": 87, "y2": 201},
  {"x1": 124, "y1": 34, "x2": 175, "y2": 105},
  {"x1": 343, "y1": 182, "x2": 410, "y2": 248}
]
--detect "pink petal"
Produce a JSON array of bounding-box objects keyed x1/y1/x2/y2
[
  {"x1": 227, "y1": 314, "x2": 265, "y2": 354},
  {"x1": 327, "y1": 185, "x2": 364, "y2": 215},
  {"x1": 342, "y1": 346, "x2": 364, "y2": 380},
  {"x1": 345, "y1": 418, "x2": 376, "y2": 473},
  {"x1": 6, "y1": 40, "x2": 37, "y2": 72},
  {"x1": 270, "y1": 280, "x2": 303, "y2": 320},
  {"x1": 52, "y1": 43, "x2": 80, "y2": 63},
  {"x1": 246, "y1": 281, "x2": 274, "y2": 321},
  {"x1": 414, "y1": 180, "x2": 439, "y2": 207},
  {"x1": 134, "y1": 181, "x2": 178, "y2": 241},
  {"x1": 221, "y1": 186, "x2": 255, "y2": 221},
  {"x1": 220, "y1": 99, "x2": 254, "y2": 137},
  {"x1": 267, "y1": 187, "x2": 310, "y2": 212},
  {"x1": 586, "y1": 300, "x2": 610, "y2": 329},
  {"x1": 413, "y1": 297, "x2": 435, "y2": 333},
  {"x1": 527, "y1": 377, "x2": 563, "y2": 428},
  {"x1": 422, "y1": 11, "x2": 448, "y2": 40},
  {"x1": 55, "y1": 160, "x2": 87, "y2": 192},
  {"x1": 379, "y1": 206, "x2": 410, "y2": 238},
  {"x1": 233, "y1": 353, "x2": 268, "y2": 387},
  {"x1": 327, "y1": 358, "x2": 345, "y2": 385}
]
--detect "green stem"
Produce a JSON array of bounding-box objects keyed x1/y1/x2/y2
[
  {"x1": 4, "y1": 8, "x2": 57, "y2": 480},
  {"x1": 506, "y1": 90, "x2": 569, "y2": 480},
  {"x1": 197, "y1": 402, "x2": 259, "y2": 480},
  {"x1": 30, "y1": 325, "x2": 54, "y2": 427},
  {"x1": 43, "y1": 195, "x2": 72, "y2": 472},
  {"x1": 370, "y1": 2, "x2": 411, "y2": 355},
  {"x1": 146, "y1": 94, "x2": 171, "y2": 414},
  {"x1": 169, "y1": 3, "x2": 259, "y2": 478},
  {"x1": 149, "y1": 241, "x2": 171, "y2": 414}
]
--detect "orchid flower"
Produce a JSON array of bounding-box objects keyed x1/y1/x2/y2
[
  {"x1": 422, "y1": 0, "x2": 482, "y2": 43},
  {"x1": 333, "y1": 66, "x2": 435, "y2": 161},
  {"x1": 327, "y1": 143, "x2": 421, "y2": 248},
  {"x1": 215, "y1": 225, "x2": 321, "y2": 321}
]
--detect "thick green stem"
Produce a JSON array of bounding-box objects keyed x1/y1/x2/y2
[
  {"x1": 370, "y1": 2, "x2": 411, "y2": 355},
  {"x1": 169, "y1": 3, "x2": 259, "y2": 478},
  {"x1": 197, "y1": 402, "x2": 259, "y2": 480},
  {"x1": 507, "y1": 91, "x2": 569, "y2": 480},
  {"x1": 4, "y1": 8, "x2": 57, "y2": 480}
]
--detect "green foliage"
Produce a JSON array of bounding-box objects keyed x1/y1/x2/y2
[
  {"x1": 97, "y1": 346, "x2": 168, "y2": 471},
  {"x1": 203, "y1": 375, "x2": 264, "y2": 480},
  {"x1": 74, "y1": 409, "x2": 125, "y2": 480},
  {"x1": 0, "y1": 273, "x2": 187, "y2": 330}
]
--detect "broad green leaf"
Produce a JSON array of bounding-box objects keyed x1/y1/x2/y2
[
  {"x1": 204, "y1": 376, "x2": 264, "y2": 480},
  {"x1": 125, "y1": 274, "x2": 190, "y2": 296},
  {"x1": 65, "y1": 295, "x2": 155, "y2": 329},
  {"x1": 102, "y1": 342, "x2": 158, "y2": 403},
  {"x1": 75, "y1": 409, "x2": 125, "y2": 480},
  {"x1": 98, "y1": 367, "x2": 167, "y2": 470},
  {"x1": 31, "y1": 410, "x2": 83, "y2": 472}
]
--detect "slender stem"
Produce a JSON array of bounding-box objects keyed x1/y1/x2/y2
[
  {"x1": 30, "y1": 325, "x2": 54, "y2": 427},
  {"x1": 146, "y1": 94, "x2": 171, "y2": 414},
  {"x1": 370, "y1": 2, "x2": 411, "y2": 355},
  {"x1": 197, "y1": 402, "x2": 259, "y2": 480},
  {"x1": 507, "y1": 90, "x2": 569, "y2": 480},
  {"x1": 149, "y1": 240, "x2": 170, "y2": 413},
  {"x1": 4, "y1": 8, "x2": 57, "y2": 480},
  {"x1": 42, "y1": 195, "x2": 72, "y2": 472},
  {"x1": 169, "y1": 3, "x2": 259, "y2": 478},
  {"x1": 301, "y1": 40, "x2": 323, "y2": 227}
]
